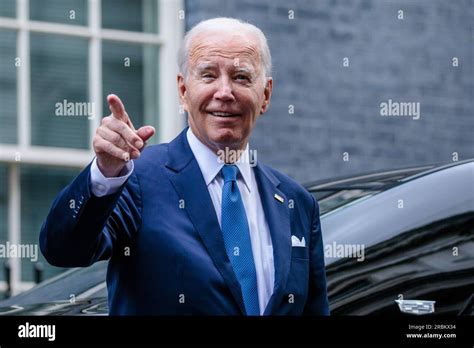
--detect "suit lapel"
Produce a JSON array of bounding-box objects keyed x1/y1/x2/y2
[
  {"x1": 253, "y1": 164, "x2": 292, "y2": 315},
  {"x1": 164, "y1": 129, "x2": 246, "y2": 315}
]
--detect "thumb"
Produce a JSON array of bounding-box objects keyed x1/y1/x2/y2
[{"x1": 136, "y1": 126, "x2": 155, "y2": 142}]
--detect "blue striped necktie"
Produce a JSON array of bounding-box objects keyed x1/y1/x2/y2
[{"x1": 220, "y1": 164, "x2": 260, "y2": 315}]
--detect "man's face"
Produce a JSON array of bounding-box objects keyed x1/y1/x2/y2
[{"x1": 178, "y1": 31, "x2": 272, "y2": 153}]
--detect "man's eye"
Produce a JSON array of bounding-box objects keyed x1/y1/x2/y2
[
  {"x1": 235, "y1": 74, "x2": 250, "y2": 81},
  {"x1": 202, "y1": 74, "x2": 215, "y2": 79}
]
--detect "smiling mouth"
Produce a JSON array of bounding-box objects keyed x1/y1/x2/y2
[{"x1": 207, "y1": 111, "x2": 242, "y2": 117}]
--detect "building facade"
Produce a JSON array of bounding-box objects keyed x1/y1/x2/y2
[{"x1": 185, "y1": 0, "x2": 473, "y2": 183}]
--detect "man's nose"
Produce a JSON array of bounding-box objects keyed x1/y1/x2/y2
[{"x1": 213, "y1": 77, "x2": 235, "y2": 102}]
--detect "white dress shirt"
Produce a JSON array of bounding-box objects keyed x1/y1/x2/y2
[{"x1": 90, "y1": 128, "x2": 275, "y2": 314}]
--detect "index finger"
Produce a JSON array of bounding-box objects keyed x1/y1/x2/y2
[{"x1": 107, "y1": 94, "x2": 135, "y2": 129}]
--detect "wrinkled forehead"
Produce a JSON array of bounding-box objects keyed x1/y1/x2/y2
[{"x1": 188, "y1": 31, "x2": 262, "y2": 71}]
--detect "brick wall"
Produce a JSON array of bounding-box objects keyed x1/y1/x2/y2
[{"x1": 184, "y1": 0, "x2": 473, "y2": 183}]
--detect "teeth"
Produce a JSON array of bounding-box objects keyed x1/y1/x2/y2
[{"x1": 211, "y1": 112, "x2": 236, "y2": 117}]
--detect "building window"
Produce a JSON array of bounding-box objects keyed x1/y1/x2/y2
[
  {"x1": 102, "y1": 0, "x2": 158, "y2": 33},
  {"x1": 30, "y1": 33, "x2": 90, "y2": 149},
  {"x1": 0, "y1": 0, "x2": 184, "y2": 296},
  {"x1": 30, "y1": 0, "x2": 88, "y2": 26}
]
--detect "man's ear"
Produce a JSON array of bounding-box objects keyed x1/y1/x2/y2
[
  {"x1": 177, "y1": 74, "x2": 188, "y2": 109},
  {"x1": 260, "y1": 77, "x2": 273, "y2": 114}
]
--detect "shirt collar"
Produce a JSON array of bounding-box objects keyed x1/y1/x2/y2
[{"x1": 186, "y1": 127, "x2": 252, "y2": 192}]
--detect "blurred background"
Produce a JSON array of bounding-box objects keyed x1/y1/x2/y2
[{"x1": 0, "y1": 0, "x2": 472, "y2": 297}]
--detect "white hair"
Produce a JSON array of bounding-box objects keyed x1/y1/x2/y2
[{"x1": 178, "y1": 17, "x2": 272, "y2": 82}]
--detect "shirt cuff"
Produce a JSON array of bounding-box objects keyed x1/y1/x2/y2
[{"x1": 90, "y1": 157, "x2": 134, "y2": 197}]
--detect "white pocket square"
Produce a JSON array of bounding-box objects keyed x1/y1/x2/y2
[{"x1": 291, "y1": 235, "x2": 306, "y2": 247}]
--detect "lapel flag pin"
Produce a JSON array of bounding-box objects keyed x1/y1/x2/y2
[{"x1": 274, "y1": 194, "x2": 284, "y2": 203}]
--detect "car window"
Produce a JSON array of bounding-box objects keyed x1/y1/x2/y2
[
  {"x1": 309, "y1": 166, "x2": 436, "y2": 216},
  {"x1": 314, "y1": 189, "x2": 381, "y2": 215}
]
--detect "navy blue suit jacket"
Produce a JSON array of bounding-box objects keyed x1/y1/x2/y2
[{"x1": 40, "y1": 128, "x2": 329, "y2": 315}]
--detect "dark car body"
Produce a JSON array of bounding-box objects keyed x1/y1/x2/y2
[
  {"x1": 1, "y1": 160, "x2": 473, "y2": 315},
  {"x1": 307, "y1": 160, "x2": 474, "y2": 315}
]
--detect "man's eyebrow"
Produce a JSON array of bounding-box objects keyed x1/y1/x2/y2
[
  {"x1": 233, "y1": 67, "x2": 255, "y2": 75},
  {"x1": 195, "y1": 63, "x2": 217, "y2": 71}
]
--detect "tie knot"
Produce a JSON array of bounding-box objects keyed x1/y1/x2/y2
[{"x1": 221, "y1": 164, "x2": 238, "y2": 183}]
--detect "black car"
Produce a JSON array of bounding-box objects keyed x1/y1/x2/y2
[
  {"x1": 1, "y1": 160, "x2": 472, "y2": 315},
  {"x1": 308, "y1": 159, "x2": 474, "y2": 315}
]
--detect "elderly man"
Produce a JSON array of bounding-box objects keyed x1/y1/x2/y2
[{"x1": 40, "y1": 17, "x2": 329, "y2": 316}]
